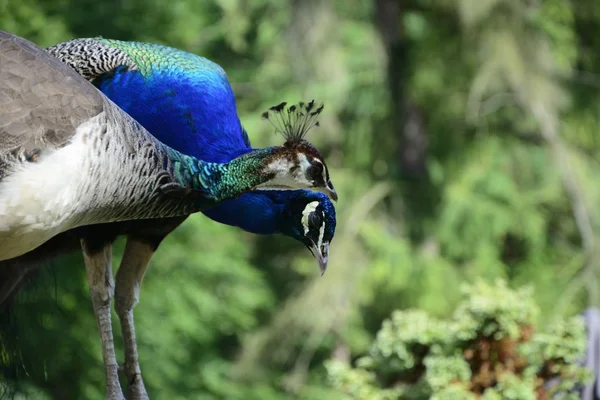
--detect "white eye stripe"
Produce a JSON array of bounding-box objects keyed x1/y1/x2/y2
[
  {"x1": 317, "y1": 210, "x2": 326, "y2": 248},
  {"x1": 297, "y1": 153, "x2": 312, "y2": 174},
  {"x1": 301, "y1": 201, "x2": 319, "y2": 235}
]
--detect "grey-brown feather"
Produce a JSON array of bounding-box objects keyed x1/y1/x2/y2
[{"x1": 0, "y1": 31, "x2": 104, "y2": 177}]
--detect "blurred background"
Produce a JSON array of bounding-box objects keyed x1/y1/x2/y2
[{"x1": 1, "y1": 0, "x2": 600, "y2": 398}]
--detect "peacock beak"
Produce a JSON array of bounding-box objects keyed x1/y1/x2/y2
[
  {"x1": 322, "y1": 180, "x2": 338, "y2": 202},
  {"x1": 320, "y1": 188, "x2": 338, "y2": 202},
  {"x1": 309, "y1": 241, "x2": 330, "y2": 275}
]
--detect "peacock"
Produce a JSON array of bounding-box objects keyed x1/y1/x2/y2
[{"x1": 0, "y1": 33, "x2": 337, "y2": 400}]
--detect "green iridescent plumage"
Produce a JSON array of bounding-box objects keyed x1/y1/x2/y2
[
  {"x1": 166, "y1": 146, "x2": 276, "y2": 203},
  {"x1": 98, "y1": 38, "x2": 226, "y2": 78}
]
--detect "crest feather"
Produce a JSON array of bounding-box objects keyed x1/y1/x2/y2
[{"x1": 262, "y1": 100, "x2": 324, "y2": 143}]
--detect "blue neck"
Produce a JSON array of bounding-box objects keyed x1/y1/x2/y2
[
  {"x1": 95, "y1": 65, "x2": 250, "y2": 162},
  {"x1": 95, "y1": 66, "x2": 284, "y2": 234},
  {"x1": 202, "y1": 193, "x2": 285, "y2": 235}
]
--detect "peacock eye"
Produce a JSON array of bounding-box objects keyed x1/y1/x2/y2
[
  {"x1": 308, "y1": 211, "x2": 322, "y2": 228},
  {"x1": 308, "y1": 161, "x2": 324, "y2": 181}
]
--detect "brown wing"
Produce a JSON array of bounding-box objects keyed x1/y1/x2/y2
[{"x1": 0, "y1": 31, "x2": 104, "y2": 160}]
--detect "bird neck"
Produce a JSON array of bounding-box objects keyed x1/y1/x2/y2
[
  {"x1": 202, "y1": 193, "x2": 285, "y2": 235},
  {"x1": 165, "y1": 146, "x2": 279, "y2": 205}
]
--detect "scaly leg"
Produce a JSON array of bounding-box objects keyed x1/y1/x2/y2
[
  {"x1": 114, "y1": 238, "x2": 156, "y2": 400},
  {"x1": 81, "y1": 240, "x2": 124, "y2": 400}
]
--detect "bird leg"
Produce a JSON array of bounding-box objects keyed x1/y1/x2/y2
[
  {"x1": 81, "y1": 240, "x2": 125, "y2": 400},
  {"x1": 114, "y1": 238, "x2": 155, "y2": 400}
]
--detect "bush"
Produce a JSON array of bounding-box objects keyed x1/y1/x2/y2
[{"x1": 327, "y1": 279, "x2": 591, "y2": 399}]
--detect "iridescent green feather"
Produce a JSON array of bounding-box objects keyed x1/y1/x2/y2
[
  {"x1": 166, "y1": 147, "x2": 276, "y2": 203},
  {"x1": 98, "y1": 39, "x2": 226, "y2": 78}
]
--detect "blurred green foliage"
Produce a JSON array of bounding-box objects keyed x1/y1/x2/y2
[
  {"x1": 327, "y1": 280, "x2": 591, "y2": 399},
  {"x1": 2, "y1": 0, "x2": 600, "y2": 398}
]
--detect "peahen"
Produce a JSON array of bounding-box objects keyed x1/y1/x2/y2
[{"x1": 0, "y1": 34, "x2": 337, "y2": 400}]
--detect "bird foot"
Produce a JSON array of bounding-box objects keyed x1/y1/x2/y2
[{"x1": 126, "y1": 373, "x2": 149, "y2": 400}]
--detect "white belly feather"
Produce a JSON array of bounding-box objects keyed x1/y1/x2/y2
[
  {"x1": 0, "y1": 113, "x2": 135, "y2": 261},
  {"x1": 0, "y1": 128, "x2": 92, "y2": 260}
]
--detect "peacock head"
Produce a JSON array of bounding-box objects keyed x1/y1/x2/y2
[
  {"x1": 280, "y1": 191, "x2": 337, "y2": 275},
  {"x1": 255, "y1": 101, "x2": 337, "y2": 201}
]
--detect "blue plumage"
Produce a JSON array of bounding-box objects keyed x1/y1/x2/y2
[{"x1": 95, "y1": 62, "x2": 248, "y2": 162}]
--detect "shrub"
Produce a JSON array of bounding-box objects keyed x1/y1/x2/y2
[{"x1": 327, "y1": 279, "x2": 591, "y2": 399}]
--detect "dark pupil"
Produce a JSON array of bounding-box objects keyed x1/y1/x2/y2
[
  {"x1": 308, "y1": 212, "x2": 322, "y2": 228},
  {"x1": 309, "y1": 162, "x2": 323, "y2": 180}
]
